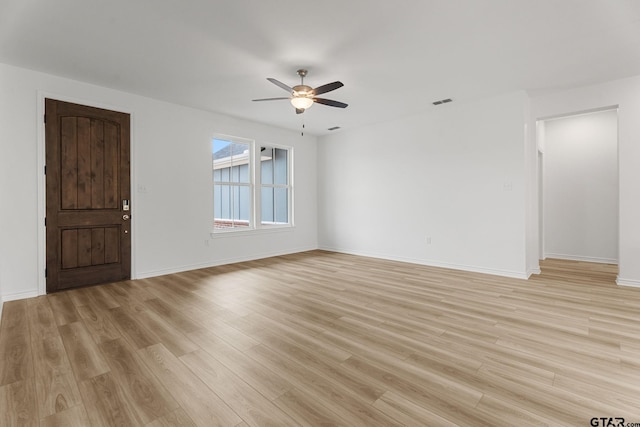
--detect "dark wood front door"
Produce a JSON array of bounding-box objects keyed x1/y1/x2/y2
[{"x1": 45, "y1": 99, "x2": 131, "y2": 292}]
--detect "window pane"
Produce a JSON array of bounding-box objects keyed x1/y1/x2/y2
[
  {"x1": 261, "y1": 187, "x2": 274, "y2": 223},
  {"x1": 231, "y1": 165, "x2": 240, "y2": 183},
  {"x1": 214, "y1": 184, "x2": 250, "y2": 229},
  {"x1": 214, "y1": 184, "x2": 231, "y2": 223},
  {"x1": 274, "y1": 148, "x2": 288, "y2": 185},
  {"x1": 213, "y1": 139, "x2": 250, "y2": 183},
  {"x1": 213, "y1": 139, "x2": 231, "y2": 156},
  {"x1": 220, "y1": 167, "x2": 230, "y2": 182},
  {"x1": 238, "y1": 185, "x2": 250, "y2": 221},
  {"x1": 261, "y1": 147, "x2": 273, "y2": 184},
  {"x1": 275, "y1": 187, "x2": 288, "y2": 223},
  {"x1": 233, "y1": 143, "x2": 250, "y2": 183},
  {"x1": 239, "y1": 163, "x2": 249, "y2": 183}
]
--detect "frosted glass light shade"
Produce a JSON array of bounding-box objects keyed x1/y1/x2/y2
[{"x1": 291, "y1": 97, "x2": 313, "y2": 109}]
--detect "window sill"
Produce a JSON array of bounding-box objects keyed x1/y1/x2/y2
[{"x1": 210, "y1": 225, "x2": 295, "y2": 239}]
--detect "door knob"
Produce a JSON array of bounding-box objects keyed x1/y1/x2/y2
[{"x1": 123, "y1": 214, "x2": 130, "y2": 220}]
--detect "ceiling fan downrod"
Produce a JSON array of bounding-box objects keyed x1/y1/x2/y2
[{"x1": 296, "y1": 69, "x2": 307, "y2": 84}]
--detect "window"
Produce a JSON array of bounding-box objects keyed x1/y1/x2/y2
[
  {"x1": 212, "y1": 136, "x2": 292, "y2": 232},
  {"x1": 260, "y1": 147, "x2": 289, "y2": 225},
  {"x1": 213, "y1": 137, "x2": 252, "y2": 229}
]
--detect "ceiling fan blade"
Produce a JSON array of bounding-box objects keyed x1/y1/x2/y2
[
  {"x1": 267, "y1": 78, "x2": 293, "y2": 93},
  {"x1": 295, "y1": 108, "x2": 305, "y2": 114},
  {"x1": 252, "y1": 97, "x2": 291, "y2": 102},
  {"x1": 313, "y1": 98, "x2": 348, "y2": 108},
  {"x1": 311, "y1": 81, "x2": 344, "y2": 96}
]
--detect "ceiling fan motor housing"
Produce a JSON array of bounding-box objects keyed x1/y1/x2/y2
[{"x1": 293, "y1": 85, "x2": 313, "y2": 97}]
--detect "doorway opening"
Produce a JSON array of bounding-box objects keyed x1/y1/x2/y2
[{"x1": 537, "y1": 108, "x2": 619, "y2": 270}]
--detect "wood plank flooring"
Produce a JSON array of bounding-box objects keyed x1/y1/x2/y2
[{"x1": 1, "y1": 251, "x2": 640, "y2": 426}]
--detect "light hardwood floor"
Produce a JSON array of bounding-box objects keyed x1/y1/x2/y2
[{"x1": 1, "y1": 251, "x2": 639, "y2": 426}]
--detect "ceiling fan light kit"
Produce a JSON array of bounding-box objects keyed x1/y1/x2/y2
[
  {"x1": 253, "y1": 69, "x2": 348, "y2": 114},
  {"x1": 291, "y1": 96, "x2": 314, "y2": 109}
]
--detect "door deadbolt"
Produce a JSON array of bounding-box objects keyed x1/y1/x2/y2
[{"x1": 123, "y1": 214, "x2": 130, "y2": 220}]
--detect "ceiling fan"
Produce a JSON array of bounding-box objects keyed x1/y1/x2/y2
[{"x1": 252, "y1": 69, "x2": 348, "y2": 114}]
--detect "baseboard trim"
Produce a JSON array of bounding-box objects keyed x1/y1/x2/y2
[
  {"x1": 527, "y1": 268, "x2": 542, "y2": 277},
  {"x1": 2, "y1": 290, "x2": 39, "y2": 303},
  {"x1": 616, "y1": 277, "x2": 640, "y2": 288},
  {"x1": 135, "y1": 246, "x2": 318, "y2": 280},
  {"x1": 317, "y1": 246, "x2": 529, "y2": 280},
  {"x1": 0, "y1": 248, "x2": 319, "y2": 306},
  {"x1": 544, "y1": 253, "x2": 618, "y2": 265}
]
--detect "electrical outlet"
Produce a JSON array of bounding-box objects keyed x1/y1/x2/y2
[{"x1": 426, "y1": 236, "x2": 432, "y2": 244}]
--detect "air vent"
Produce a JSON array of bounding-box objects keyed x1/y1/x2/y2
[
  {"x1": 433, "y1": 98, "x2": 453, "y2": 106},
  {"x1": 328, "y1": 126, "x2": 341, "y2": 131}
]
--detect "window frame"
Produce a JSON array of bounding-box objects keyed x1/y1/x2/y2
[
  {"x1": 212, "y1": 135, "x2": 254, "y2": 232},
  {"x1": 211, "y1": 134, "x2": 293, "y2": 235},
  {"x1": 257, "y1": 143, "x2": 293, "y2": 228}
]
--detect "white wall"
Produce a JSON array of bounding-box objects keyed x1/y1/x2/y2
[
  {"x1": 0, "y1": 62, "x2": 318, "y2": 301},
  {"x1": 3, "y1": 60, "x2": 639, "y2": 301},
  {"x1": 542, "y1": 110, "x2": 618, "y2": 263},
  {"x1": 0, "y1": 274, "x2": 3, "y2": 321},
  {"x1": 0, "y1": 130, "x2": 4, "y2": 315},
  {"x1": 317, "y1": 91, "x2": 529, "y2": 278},
  {"x1": 530, "y1": 75, "x2": 640, "y2": 287}
]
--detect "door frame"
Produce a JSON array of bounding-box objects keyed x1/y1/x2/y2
[
  {"x1": 36, "y1": 91, "x2": 137, "y2": 295},
  {"x1": 535, "y1": 105, "x2": 620, "y2": 265}
]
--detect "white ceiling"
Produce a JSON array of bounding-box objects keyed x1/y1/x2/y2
[{"x1": 1, "y1": 0, "x2": 639, "y2": 135}]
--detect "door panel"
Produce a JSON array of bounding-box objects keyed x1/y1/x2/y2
[
  {"x1": 46, "y1": 99, "x2": 131, "y2": 292},
  {"x1": 60, "y1": 226, "x2": 120, "y2": 269}
]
